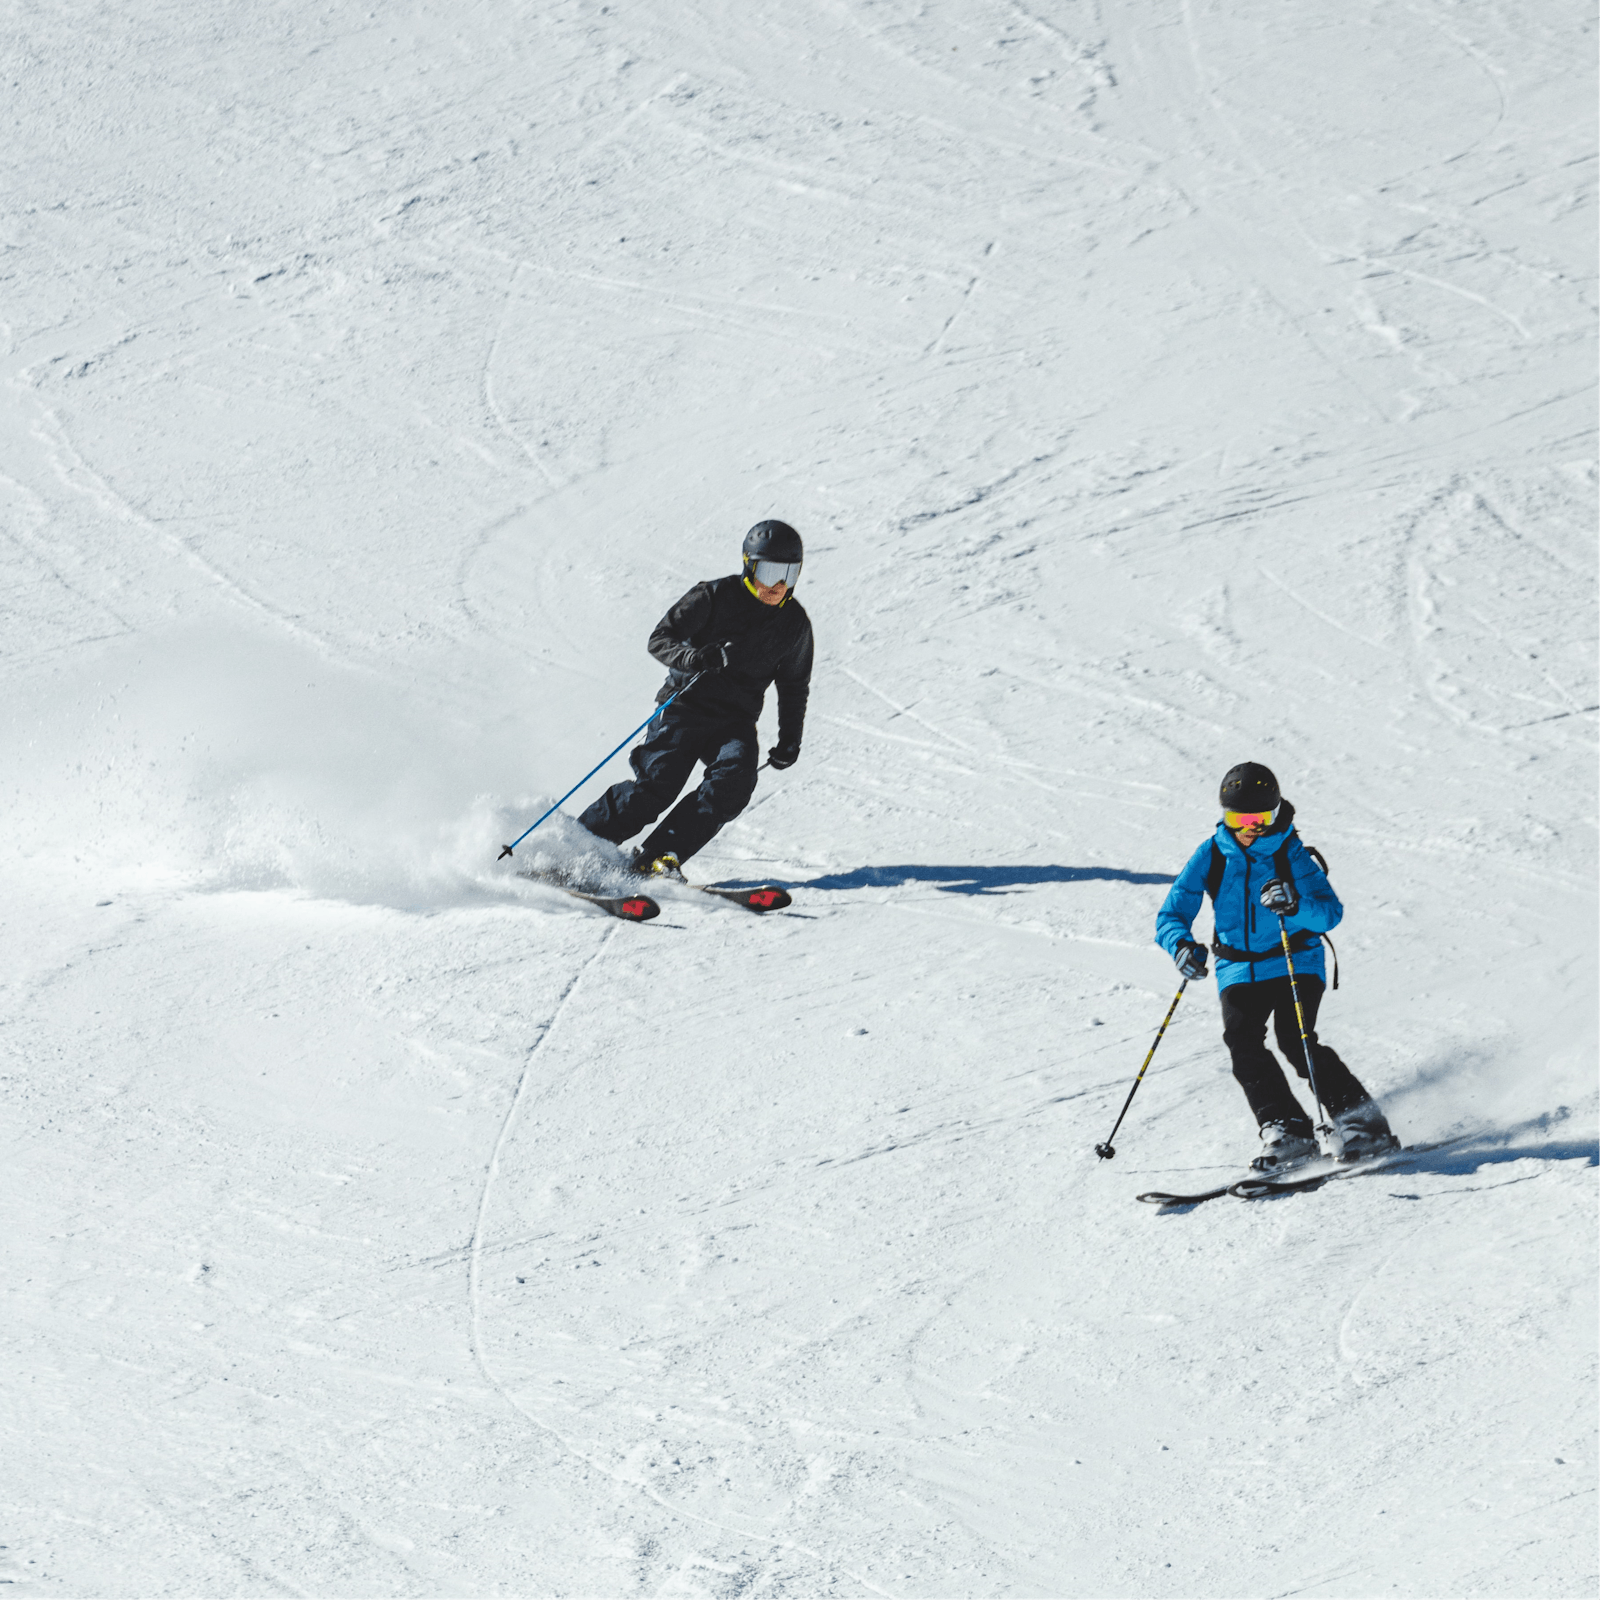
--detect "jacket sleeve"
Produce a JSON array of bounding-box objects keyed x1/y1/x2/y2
[
  {"x1": 773, "y1": 617, "x2": 813, "y2": 748},
  {"x1": 1281, "y1": 836, "x2": 1344, "y2": 934},
  {"x1": 1155, "y1": 840, "x2": 1214, "y2": 958},
  {"x1": 648, "y1": 583, "x2": 715, "y2": 673}
]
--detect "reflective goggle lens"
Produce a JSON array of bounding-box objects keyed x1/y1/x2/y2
[
  {"x1": 1224, "y1": 805, "x2": 1278, "y2": 830},
  {"x1": 752, "y1": 559, "x2": 801, "y2": 589}
]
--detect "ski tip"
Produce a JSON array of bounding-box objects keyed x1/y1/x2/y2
[{"x1": 1136, "y1": 1183, "x2": 1236, "y2": 1208}]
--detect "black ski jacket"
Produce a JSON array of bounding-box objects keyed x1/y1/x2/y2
[{"x1": 649, "y1": 575, "x2": 813, "y2": 748}]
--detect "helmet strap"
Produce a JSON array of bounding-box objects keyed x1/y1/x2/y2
[{"x1": 742, "y1": 567, "x2": 791, "y2": 605}]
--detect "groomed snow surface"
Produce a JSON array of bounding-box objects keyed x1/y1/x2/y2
[{"x1": 3, "y1": 1, "x2": 1596, "y2": 1595}]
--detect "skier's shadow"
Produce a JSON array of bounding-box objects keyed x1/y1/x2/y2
[
  {"x1": 1397, "y1": 1133, "x2": 1598, "y2": 1180},
  {"x1": 794, "y1": 864, "x2": 1175, "y2": 896}
]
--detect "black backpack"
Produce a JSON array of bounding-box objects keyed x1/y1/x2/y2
[{"x1": 1202, "y1": 831, "x2": 1340, "y2": 988}]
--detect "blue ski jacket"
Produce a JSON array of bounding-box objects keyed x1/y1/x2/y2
[{"x1": 1155, "y1": 803, "x2": 1342, "y2": 991}]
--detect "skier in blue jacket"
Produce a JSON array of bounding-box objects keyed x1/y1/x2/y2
[{"x1": 1156, "y1": 761, "x2": 1399, "y2": 1171}]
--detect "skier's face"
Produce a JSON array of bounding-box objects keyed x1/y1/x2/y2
[
  {"x1": 751, "y1": 576, "x2": 788, "y2": 606},
  {"x1": 1226, "y1": 807, "x2": 1276, "y2": 845}
]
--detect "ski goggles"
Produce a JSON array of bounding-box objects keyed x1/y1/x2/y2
[
  {"x1": 750, "y1": 558, "x2": 801, "y2": 590},
  {"x1": 1223, "y1": 804, "x2": 1278, "y2": 831}
]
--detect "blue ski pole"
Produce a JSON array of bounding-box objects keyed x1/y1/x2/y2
[{"x1": 498, "y1": 672, "x2": 704, "y2": 860}]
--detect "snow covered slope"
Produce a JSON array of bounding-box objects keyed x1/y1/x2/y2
[{"x1": 2, "y1": 1, "x2": 1595, "y2": 1595}]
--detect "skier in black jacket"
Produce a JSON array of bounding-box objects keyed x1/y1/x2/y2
[{"x1": 578, "y1": 521, "x2": 814, "y2": 877}]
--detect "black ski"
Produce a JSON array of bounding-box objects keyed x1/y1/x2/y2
[
  {"x1": 1137, "y1": 1178, "x2": 1262, "y2": 1209},
  {"x1": 1137, "y1": 1136, "x2": 1468, "y2": 1209},
  {"x1": 1227, "y1": 1135, "x2": 1469, "y2": 1199},
  {"x1": 516, "y1": 869, "x2": 660, "y2": 922},
  {"x1": 685, "y1": 883, "x2": 791, "y2": 913},
  {"x1": 1139, "y1": 1152, "x2": 1382, "y2": 1208},
  {"x1": 626, "y1": 873, "x2": 792, "y2": 912},
  {"x1": 1138, "y1": 1147, "x2": 1353, "y2": 1207}
]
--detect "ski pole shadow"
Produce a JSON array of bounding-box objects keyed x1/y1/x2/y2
[{"x1": 793, "y1": 864, "x2": 1176, "y2": 896}]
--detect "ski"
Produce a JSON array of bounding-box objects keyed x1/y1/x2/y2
[
  {"x1": 1138, "y1": 1150, "x2": 1382, "y2": 1208},
  {"x1": 626, "y1": 872, "x2": 792, "y2": 912},
  {"x1": 1137, "y1": 1148, "x2": 1329, "y2": 1207},
  {"x1": 567, "y1": 888, "x2": 660, "y2": 922},
  {"x1": 1226, "y1": 1148, "x2": 1403, "y2": 1200},
  {"x1": 1135, "y1": 1180, "x2": 1238, "y2": 1209},
  {"x1": 516, "y1": 869, "x2": 660, "y2": 922},
  {"x1": 1137, "y1": 1135, "x2": 1470, "y2": 1209},
  {"x1": 1137, "y1": 1153, "x2": 1372, "y2": 1209},
  {"x1": 1228, "y1": 1134, "x2": 1469, "y2": 1199},
  {"x1": 683, "y1": 883, "x2": 791, "y2": 913}
]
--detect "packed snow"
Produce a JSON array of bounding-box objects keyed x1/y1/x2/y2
[{"x1": 3, "y1": 0, "x2": 1595, "y2": 1595}]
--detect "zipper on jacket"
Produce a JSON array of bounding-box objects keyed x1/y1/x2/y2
[{"x1": 1244, "y1": 854, "x2": 1255, "y2": 983}]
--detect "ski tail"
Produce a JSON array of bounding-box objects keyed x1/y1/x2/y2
[
  {"x1": 516, "y1": 868, "x2": 660, "y2": 922},
  {"x1": 696, "y1": 884, "x2": 792, "y2": 912},
  {"x1": 600, "y1": 894, "x2": 660, "y2": 922}
]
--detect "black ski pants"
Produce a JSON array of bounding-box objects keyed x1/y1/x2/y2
[
  {"x1": 1220, "y1": 975, "x2": 1375, "y2": 1134},
  {"x1": 577, "y1": 704, "x2": 759, "y2": 867}
]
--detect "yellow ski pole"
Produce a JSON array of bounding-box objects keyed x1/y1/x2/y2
[
  {"x1": 1276, "y1": 912, "x2": 1329, "y2": 1136},
  {"x1": 1095, "y1": 978, "x2": 1188, "y2": 1160}
]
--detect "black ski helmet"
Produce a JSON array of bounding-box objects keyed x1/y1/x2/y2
[
  {"x1": 1219, "y1": 761, "x2": 1280, "y2": 813},
  {"x1": 742, "y1": 520, "x2": 803, "y2": 565},
  {"x1": 741, "y1": 520, "x2": 803, "y2": 595}
]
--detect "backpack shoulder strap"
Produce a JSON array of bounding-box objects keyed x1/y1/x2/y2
[
  {"x1": 1273, "y1": 832, "x2": 1339, "y2": 988},
  {"x1": 1275, "y1": 831, "x2": 1332, "y2": 884},
  {"x1": 1204, "y1": 841, "x2": 1225, "y2": 900},
  {"x1": 1273, "y1": 831, "x2": 1295, "y2": 886}
]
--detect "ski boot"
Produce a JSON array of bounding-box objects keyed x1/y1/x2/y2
[
  {"x1": 1249, "y1": 1121, "x2": 1319, "y2": 1173},
  {"x1": 632, "y1": 850, "x2": 685, "y2": 882},
  {"x1": 1331, "y1": 1102, "x2": 1401, "y2": 1163}
]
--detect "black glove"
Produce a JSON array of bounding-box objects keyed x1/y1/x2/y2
[
  {"x1": 1174, "y1": 939, "x2": 1209, "y2": 980},
  {"x1": 688, "y1": 641, "x2": 733, "y2": 673},
  {"x1": 1260, "y1": 879, "x2": 1299, "y2": 916},
  {"x1": 767, "y1": 741, "x2": 800, "y2": 771}
]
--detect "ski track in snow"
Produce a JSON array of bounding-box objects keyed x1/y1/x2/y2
[
  {"x1": 463, "y1": 924, "x2": 894, "y2": 1597},
  {"x1": 1, "y1": 0, "x2": 1595, "y2": 1595}
]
